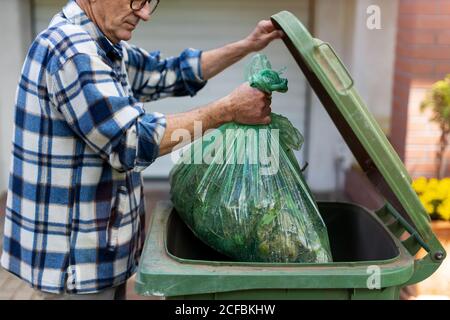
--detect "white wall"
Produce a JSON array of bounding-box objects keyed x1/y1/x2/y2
[
  {"x1": 307, "y1": 0, "x2": 398, "y2": 192},
  {"x1": 0, "y1": 0, "x2": 32, "y2": 193},
  {"x1": 349, "y1": 0, "x2": 398, "y2": 133}
]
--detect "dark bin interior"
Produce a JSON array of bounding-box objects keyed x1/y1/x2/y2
[{"x1": 166, "y1": 202, "x2": 400, "y2": 263}]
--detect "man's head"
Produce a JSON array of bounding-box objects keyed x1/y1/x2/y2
[{"x1": 76, "y1": 0, "x2": 159, "y2": 44}]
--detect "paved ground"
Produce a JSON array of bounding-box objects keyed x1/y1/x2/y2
[{"x1": 0, "y1": 181, "x2": 171, "y2": 300}]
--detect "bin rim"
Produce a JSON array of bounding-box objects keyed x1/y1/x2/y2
[
  {"x1": 135, "y1": 202, "x2": 415, "y2": 297},
  {"x1": 164, "y1": 203, "x2": 407, "y2": 268},
  {"x1": 270, "y1": 10, "x2": 440, "y2": 254}
]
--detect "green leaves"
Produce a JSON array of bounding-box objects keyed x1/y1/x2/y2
[
  {"x1": 421, "y1": 75, "x2": 450, "y2": 131},
  {"x1": 420, "y1": 75, "x2": 450, "y2": 178}
]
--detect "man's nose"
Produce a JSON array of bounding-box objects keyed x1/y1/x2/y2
[{"x1": 134, "y1": 3, "x2": 151, "y2": 21}]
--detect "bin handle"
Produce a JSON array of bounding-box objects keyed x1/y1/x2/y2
[{"x1": 313, "y1": 42, "x2": 354, "y2": 94}]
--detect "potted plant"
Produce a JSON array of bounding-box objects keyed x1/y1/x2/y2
[{"x1": 420, "y1": 75, "x2": 450, "y2": 179}]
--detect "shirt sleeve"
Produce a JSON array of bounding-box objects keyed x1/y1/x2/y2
[
  {"x1": 123, "y1": 43, "x2": 207, "y2": 102},
  {"x1": 49, "y1": 53, "x2": 166, "y2": 172}
]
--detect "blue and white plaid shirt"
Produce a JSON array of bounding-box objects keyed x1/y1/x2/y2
[{"x1": 1, "y1": 0, "x2": 206, "y2": 294}]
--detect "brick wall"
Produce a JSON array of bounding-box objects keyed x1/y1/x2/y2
[{"x1": 391, "y1": 0, "x2": 450, "y2": 179}]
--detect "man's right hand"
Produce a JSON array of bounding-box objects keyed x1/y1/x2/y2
[
  {"x1": 158, "y1": 83, "x2": 273, "y2": 156},
  {"x1": 226, "y1": 83, "x2": 272, "y2": 125}
]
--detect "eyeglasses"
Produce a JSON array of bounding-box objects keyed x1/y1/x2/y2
[{"x1": 130, "y1": 0, "x2": 160, "y2": 14}]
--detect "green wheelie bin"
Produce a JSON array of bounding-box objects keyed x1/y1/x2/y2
[{"x1": 134, "y1": 11, "x2": 446, "y2": 300}]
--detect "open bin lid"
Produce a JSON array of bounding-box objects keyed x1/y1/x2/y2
[{"x1": 271, "y1": 11, "x2": 434, "y2": 245}]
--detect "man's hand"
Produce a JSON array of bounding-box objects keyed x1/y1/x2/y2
[
  {"x1": 201, "y1": 20, "x2": 284, "y2": 80},
  {"x1": 244, "y1": 20, "x2": 284, "y2": 53},
  {"x1": 158, "y1": 83, "x2": 272, "y2": 156},
  {"x1": 226, "y1": 83, "x2": 272, "y2": 125}
]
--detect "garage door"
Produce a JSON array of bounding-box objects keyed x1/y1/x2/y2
[{"x1": 33, "y1": 0, "x2": 311, "y2": 178}]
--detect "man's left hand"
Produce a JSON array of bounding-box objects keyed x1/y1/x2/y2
[{"x1": 244, "y1": 20, "x2": 284, "y2": 53}]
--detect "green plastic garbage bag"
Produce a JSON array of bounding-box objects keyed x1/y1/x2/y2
[{"x1": 169, "y1": 54, "x2": 333, "y2": 263}]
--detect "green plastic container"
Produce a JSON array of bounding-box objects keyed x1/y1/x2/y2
[{"x1": 135, "y1": 11, "x2": 446, "y2": 300}]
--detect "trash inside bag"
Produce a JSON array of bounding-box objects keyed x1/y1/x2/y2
[{"x1": 170, "y1": 54, "x2": 333, "y2": 263}]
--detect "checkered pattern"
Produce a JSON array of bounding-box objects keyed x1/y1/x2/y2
[{"x1": 1, "y1": 0, "x2": 206, "y2": 294}]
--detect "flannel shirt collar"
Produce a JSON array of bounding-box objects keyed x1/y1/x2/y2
[{"x1": 62, "y1": 0, "x2": 124, "y2": 60}]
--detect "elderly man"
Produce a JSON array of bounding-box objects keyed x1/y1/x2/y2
[{"x1": 1, "y1": 0, "x2": 282, "y2": 299}]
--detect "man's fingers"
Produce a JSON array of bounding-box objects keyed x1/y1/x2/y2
[
  {"x1": 256, "y1": 30, "x2": 283, "y2": 48},
  {"x1": 276, "y1": 30, "x2": 285, "y2": 38},
  {"x1": 262, "y1": 115, "x2": 272, "y2": 124},
  {"x1": 257, "y1": 20, "x2": 282, "y2": 36},
  {"x1": 262, "y1": 95, "x2": 272, "y2": 116},
  {"x1": 263, "y1": 106, "x2": 272, "y2": 116},
  {"x1": 268, "y1": 30, "x2": 283, "y2": 41},
  {"x1": 258, "y1": 20, "x2": 276, "y2": 32}
]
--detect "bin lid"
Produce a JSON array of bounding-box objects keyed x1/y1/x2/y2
[{"x1": 271, "y1": 11, "x2": 433, "y2": 244}]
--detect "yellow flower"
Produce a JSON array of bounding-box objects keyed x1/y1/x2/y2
[
  {"x1": 440, "y1": 178, "x2": 450, "y2": 187},
  {"x1": 436, "y1": 185, "x2": 449, "y2": 200},
  {"x1": 437, "y1": 199, "x2": 450, "y2": 221},
  {"x1": 438, "y1": 178, "x2": 450, "y2": 197},
  {"x1": 414, "y1": 177, "x2": 450, "y2": 220},
  {"x1": 419, "y1": 194, "x2": 435, "y2": 215},
  {"x1": 421, "y1": 190, "x2": 443, "y2": 203},
  {"x1": 412, "y1": 177, "x2": 428, "y2": 194},
  {"x1": 427, "y1": 178, "x2": 440, "y2": 191}
]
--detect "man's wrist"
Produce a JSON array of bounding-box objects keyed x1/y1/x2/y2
[
  {"x1": 213, "y1": 96, "x2": 235, "y2": 125},
  {"x1": 235, "y1": 39, "x2": 255, "y2": 57}
]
